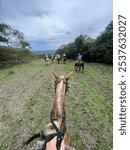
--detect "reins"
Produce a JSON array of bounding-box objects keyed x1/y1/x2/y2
[{"x1": 25, "y1": 110, "x2": 66, "y2": 150}]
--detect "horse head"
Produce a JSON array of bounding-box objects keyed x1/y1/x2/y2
[{"x1": 52, "y1": 71, "x2": 73, "y2": 94}]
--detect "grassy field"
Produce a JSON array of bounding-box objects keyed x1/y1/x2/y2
[{"x1": 0, "y1": 59, "x2": 113, "y2": 150}]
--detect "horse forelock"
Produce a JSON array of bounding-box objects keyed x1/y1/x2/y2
[{"x1": 59, "y1": 75, "x2": 65, "y2": 80}]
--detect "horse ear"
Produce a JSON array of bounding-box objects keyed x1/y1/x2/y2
[
  {"x1": 65, "y1": 71, "x2": 73, "y2": 80},
  {"x1": 52, "y1": 70, "x2": 59, "y2": 79}
]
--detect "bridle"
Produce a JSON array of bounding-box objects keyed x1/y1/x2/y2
[{"x1": 54, "y1": 79, "x2": 69, "y2": 94}]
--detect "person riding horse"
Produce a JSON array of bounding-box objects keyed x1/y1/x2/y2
[
  {"x1": 51, "y1": 54, "x2": 55, "y2": 62},
  {"x1": 63, "y1": 53, "x2": 67, "y2": 64},
  {"x1": 76, "y1": 53, "x2": 82, "y2": 62},
  {"x1": 57, "y1": 54, "x2": 60, "y2": 64},
  {"x1": 75, "y1": 54, "x2": 84, "y2": 73}
]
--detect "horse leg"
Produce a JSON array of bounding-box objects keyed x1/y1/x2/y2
[
  {"x1": 64, "y1": 58, "x2": 66, "y2": 64},
  {"x1": 79, "y1": 66, "x2": 81, "y2": 72},
  {"x1": 82, "y1": 64, "x2": 84, "y2": 73},
  {"x1": 75, "y1": 65, "x2": 77, "y2": 71}
]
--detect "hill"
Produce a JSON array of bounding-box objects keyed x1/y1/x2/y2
[{"x1": 32, "y1": 50, "x2": 55, "y2": 55}]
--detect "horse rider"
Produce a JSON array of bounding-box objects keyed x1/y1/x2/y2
[
  {"x1": 63, "y1": 53, "x2": 66, "y2": 57},
  {"x1": 76, "y1": 53, "x2": 83, "y2": 63},
  {"x1": 63, "y1": 53, "x2": 67, "y2": 64},
  {"x1": 51, "y1": 54, "x2": 54, "y2": 62},
  {"x1": 45, "y1": 54, "x2": 48, "y2": 62},
  {"x1": 57, "y1": 54, "x2": 60, "y2": 64},
  {"x1": 46, "y1": 56, "x2": 49, "y2": 61}
]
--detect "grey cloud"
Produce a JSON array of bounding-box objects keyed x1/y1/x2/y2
[
  {"x1": 65, "y1": 31, "x2": 71, "y2": 35},
  {"x1": 21, "y1": 10, "x2": 50, "y2": 18}
]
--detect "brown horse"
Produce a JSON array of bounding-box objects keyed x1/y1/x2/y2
[
  {"x1": 51, "y1": 71, "x2": 73, "y2": 148},
  {"x1": 26, "y1": 71, "x2": 74, "y2": 150},
  {"x1": 75, "y1": 61, "x2": 84, "y2": 73}
]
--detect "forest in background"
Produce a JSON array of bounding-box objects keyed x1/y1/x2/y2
[{"x1": 56, "y1": 21, "x2": 113, "y2": 64}]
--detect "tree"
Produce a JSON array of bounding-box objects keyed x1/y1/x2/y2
[
  {"x1": 81, "y1": 37, "x2": 95, "y2": 62},
  {"x1": 0, "y1": 35, "x2": 8, "y2": 43},
  {"x1": 0, "y1": 23, "x2": 12, "y2": 46},
  {"x1": 74, "y1": 35, "x2": 87, "y2": 53},
  {"x1": 20, "y1": 40, "x2": 31, "y2": 50},
  {"x1": 0, "y1": 23, "x2": 31, "y2": 50},
  {"x1": 55, "y1": 21, "x2": 113, "y2": 64},
  {"x1": 91, "y1": 21, "x2": 113, "y2": 64}
]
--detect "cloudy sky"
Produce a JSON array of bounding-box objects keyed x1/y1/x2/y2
[{"x1": 0, "y1": 0, "x2": 112, "y2": 51}]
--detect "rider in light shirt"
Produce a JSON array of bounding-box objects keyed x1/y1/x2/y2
[{"x1": 76, "y1": 53, "x2": 82, "y2": 62}]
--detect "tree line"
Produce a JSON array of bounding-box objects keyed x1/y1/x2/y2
[
  {"x1": 0, "y1": 23, "x2": 34, "y2": 68},
  {"x1": 55, "y1": 21, "x2": 113, "y2": 64}
]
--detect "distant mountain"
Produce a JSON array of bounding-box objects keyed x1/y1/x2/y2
[{"x1": 32, "y1": 50, "x2": 56, "y2": 55}]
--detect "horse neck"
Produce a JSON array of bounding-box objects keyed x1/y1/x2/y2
[{"x1": 52, "y1": 80, "x2": 66, "y2": 119}]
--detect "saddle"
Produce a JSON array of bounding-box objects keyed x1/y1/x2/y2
[{"x1": 76, "y1": 61, "x2": 83, "y2": 65}]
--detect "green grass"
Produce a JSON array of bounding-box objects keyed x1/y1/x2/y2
[{"x1": 0, "y1": 59, "x2": 112, "y2": 150}]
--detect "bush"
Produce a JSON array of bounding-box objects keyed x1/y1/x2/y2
[{"x1": 0, "y1": 46, "x2": 35, "y2": 68}]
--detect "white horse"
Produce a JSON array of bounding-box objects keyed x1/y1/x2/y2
[{"x1": 45, "y1": 57, "x2": 50, "y2": 66}]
